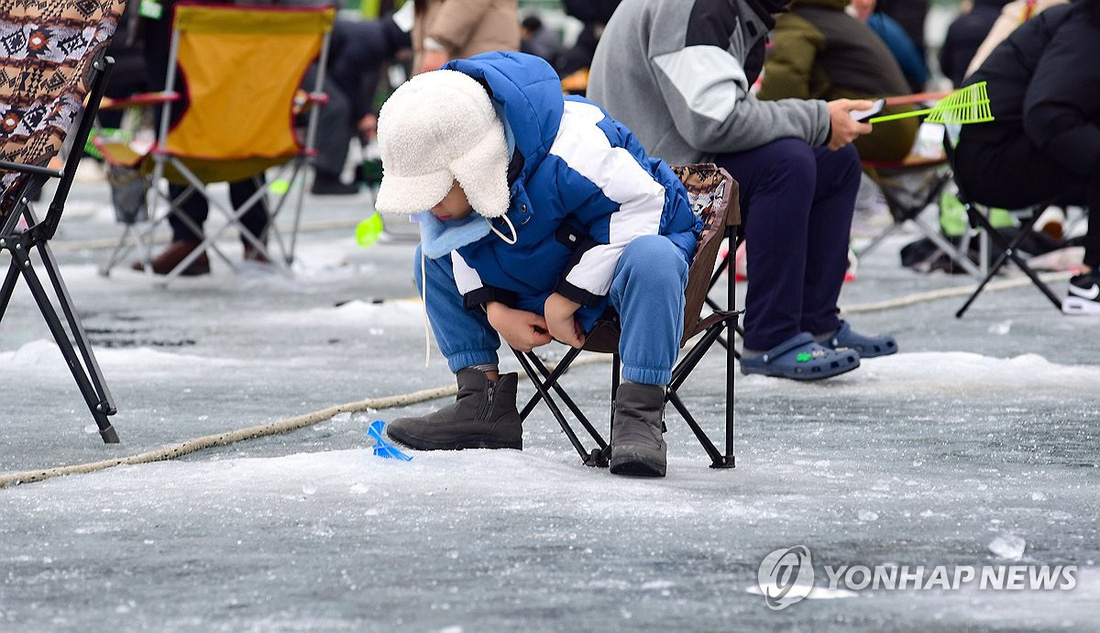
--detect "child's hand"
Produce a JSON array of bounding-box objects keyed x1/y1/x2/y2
[
  {"x1": 486, "y1": 302, "x2": 553, "y2": 352},
  {"x1": 543, "y1": 293, "x2": 586, "y2": 349}
]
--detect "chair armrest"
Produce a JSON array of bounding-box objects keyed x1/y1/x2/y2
[
  {"x1": 884, "y1": 91, "x2": 950, "y2": 107},
  {"x1": 292, "y1": 90, "x2": 329, "y2": 116},
  {"x1": 99, "y1": 91, "x2": 180, "y2": 111},
  {"x1": 0, "y1": 160, "x2": 62, "y2": 178}
]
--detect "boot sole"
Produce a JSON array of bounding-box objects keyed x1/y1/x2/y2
[
  {"x1": 386, "y1": 428, "x2": 522, "y2": 451},
  {"x1": 609, "y1": 451, "x2": 666, "y2": 478},
  {"x1": 1062, "y1": 297, "x2": 1100, "y2": 316}
]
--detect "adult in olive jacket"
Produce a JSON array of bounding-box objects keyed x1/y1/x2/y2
[{"x1": 758, "y1": 0, "x2": 917, "y2": 162}]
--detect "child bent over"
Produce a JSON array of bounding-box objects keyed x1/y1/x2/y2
[{"x1": 373, "y1": 52, "x2": 702, "y2": 477}]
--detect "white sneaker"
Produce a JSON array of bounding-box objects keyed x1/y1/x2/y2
[{"x1": 1062, "y1": 272, "x2": 1100, "y2": 315}]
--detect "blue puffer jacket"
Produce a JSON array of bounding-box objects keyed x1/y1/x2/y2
[{"x1": 439, "y1": 52, "x2": 701, "y2": 329}]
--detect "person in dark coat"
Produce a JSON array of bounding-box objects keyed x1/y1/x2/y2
[
  {"x1": 557, "y1": 0, "x2": 620, "y2": 81},
  {"x1": 939, "y1": 0, "x2": 1012, "y2": 87},
  {"x1": 953, "y1": 0, "x2": 1100, "y2": 313},
  {"x1": 310, "y1": 16, "x2": 412, "y2": 195}
]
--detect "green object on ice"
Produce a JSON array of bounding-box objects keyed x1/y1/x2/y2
[
  {"x1": 796, "y1": 352, "x2": 812, "y2": 363},
  {"x1": 940, "y1": 190, "x2": 1016, "y2": 238},
  {"x1": 356, "y1": 212, "x2": 384, "y2": 247},
  {"x1": 269, "y1": 179, "x2": 291, "y2": 195}
]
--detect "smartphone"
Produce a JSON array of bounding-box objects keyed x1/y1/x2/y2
[{"x1": 850, "y1": 98, "x2": 886, "y2": 123}]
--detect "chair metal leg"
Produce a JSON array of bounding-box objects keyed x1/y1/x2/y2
[
  {"x1": 98, "y1": 222, "x2": 137, "y2": 276},
  {"x1": 610, "y1": 353, "x2": 619, "y2": 430},
  {"x1": 956, "y1": 204, "x2": 1062, "y2": 318},
  {"x1": 724, "y1": 312, "x2": 736, "y2": 466},
  {"x1": 9, "y1": 242, "x2": 118, "y2": 443},
  {"x1": 512, "y1": 349, "x2": 605, "y2": 466},
  {"x1": 518, "y1": 346, "x2": 584, "y2": 418},
  {"x1": 522, "y1": 350, "x2": 608, "y2": 451},
  {"x1": 0, "y1": 256, "x2": 19, "y2": 321},
  {"x1": 667, "y1": 316, "x2": 737, "y2": 468}
]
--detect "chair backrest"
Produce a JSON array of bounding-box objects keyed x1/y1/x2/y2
[
  {"x1": 580, "y1": 164, "x2": 739, "y2": 354},
  {"x1": 0, "y1": 0, "x2": 125, "y2": 211},
  {"x1": 672, "y1": 163, "x2": 739, "y2": 345},
  {"x1": 160, "y1": 4, "x2": 335, "y2": 172}
]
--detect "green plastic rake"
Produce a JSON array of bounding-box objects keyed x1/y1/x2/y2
[{"x1": 871, "y1": 81, "x2": 994, "y2": 125}]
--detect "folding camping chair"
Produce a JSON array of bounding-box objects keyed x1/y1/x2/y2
[
  {"x1": 96, "y1": 3, "x2": 336, "y2": 282},
  {"x1": 513, "y1": 165, "x2": 741, "y2": 469},
  {"x1": 943, "y1": 131, "x2": 1063, "y2": 318},
  {"x1": 858, "y1": 152, "x2": 982, "y2": 278},
  {"x1": 0, "y1": 0, "x2": 126, "y2": 443},
  {"x1": 854, "y1": 92, "x2": 983, "y2": 277}
]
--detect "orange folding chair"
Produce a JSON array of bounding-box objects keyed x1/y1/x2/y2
[{"x1": 97, "y1": 3, "x2": 336, "y2": 282}]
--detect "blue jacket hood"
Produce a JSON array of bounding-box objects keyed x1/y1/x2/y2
[{"x1": 443, "y1": 52, "x2": 564, "y2": 183}]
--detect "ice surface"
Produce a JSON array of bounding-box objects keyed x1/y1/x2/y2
[
  {"x1": 2, "y1": 178, "x2": 1099, "y2": 632},
  {"x1": 988, "y1": 535, "x2": 1027, "y2": 561}
]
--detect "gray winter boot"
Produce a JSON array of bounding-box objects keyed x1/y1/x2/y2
[
  {"x1": 386, "y1": 368, "x2": 522, "y2": 450},
  {"x1": 609, "y1": 382, "x2": 667, "y2": 477}
]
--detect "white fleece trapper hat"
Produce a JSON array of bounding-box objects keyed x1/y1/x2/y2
[{"x1": 374, "y1": 69, "x2": 511, "y2": 219}]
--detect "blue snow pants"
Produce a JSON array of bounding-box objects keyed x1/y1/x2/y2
[{"x1": 414, "y1": 234, "x2": 689, "y2": 386}]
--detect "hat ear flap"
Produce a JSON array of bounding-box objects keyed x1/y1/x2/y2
[{"x1": 450, "y1": 120, "x2": 511, "y2": 219}]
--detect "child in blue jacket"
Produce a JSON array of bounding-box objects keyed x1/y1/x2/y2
[{"x1": 374, "y1": 52, "x2": 701, "y2": 477}]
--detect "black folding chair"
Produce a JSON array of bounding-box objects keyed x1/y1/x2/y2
[
  {"x1": 943, "y1": 138, "x2": 1062, "y2": 318},
  {"x1": 512, "y1": 164, "x2": 741, "y2": 469},
  {"x1": 0, "y1": 0, "x2": 127, "y2": 443},
  {"x1": 859, "y1": 155, "x2": 982, "y2": 278}
]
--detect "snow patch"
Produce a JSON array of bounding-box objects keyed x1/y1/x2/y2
[{"x1": 262, "y1": 298, "x2": 425, "y2": 328}]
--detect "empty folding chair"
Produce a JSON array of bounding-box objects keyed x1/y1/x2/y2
[
  {"x1": 513, "y1": 165, "x2": 741, "y2": 469},
  {"x1": 96, "y1": 3, "x2": 336, "y2": 282},
  {"x1": 0, "y1": 0, "x2": 126, "y2": 443},
  {"x1": 854, "y1": 92, "x2": 983, "y2": 277},
  {"x1": 859, "y1": 152, "x2": 981, "y2": 277}
]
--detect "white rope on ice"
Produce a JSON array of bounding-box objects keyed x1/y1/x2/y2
[
  {"x1": 0, "y1": 354, "x2": 609, "y2": 489},
  {"x1": 840, "y1": 271, "x2": 1072, "y2": 314},
  {"x1": 0, "y1": 270, "x2": 1072, "y2": 488}
]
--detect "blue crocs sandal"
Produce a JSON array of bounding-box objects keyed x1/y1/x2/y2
[
  {"x1": 823, "y1": 320, "x2": 897, "y2": 358},
  {"x1": 740, "y1": 332, "x2": 860, "y2": 381}
]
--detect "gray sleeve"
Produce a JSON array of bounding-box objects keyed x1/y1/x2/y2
[{"x1": 652, "y1": 45, "x2": 831, "y2": 153}]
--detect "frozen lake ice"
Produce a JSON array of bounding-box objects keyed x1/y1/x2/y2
[{"x1": 1, "y1": 179, "x2": 1097, "y2": 632}]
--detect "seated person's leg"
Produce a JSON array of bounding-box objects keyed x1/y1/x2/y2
[
  {"x1": 1066, "y1": 173, "x2": 1100, "y2": 313},
  {"x1": 133, "y1": 185, "x2": 210, "y2": 275},
  {"x1": 718, "y1": 139, "x2": 817, "y2": 352},
  {"x1": 387, "y1": 246, "x2": 521, "y2": 451},
  {"x1": 229, "y1": 177, "x2": 271, "y2": 261},
  {"x1": 800, "y1": 144, "x2": 859, "y2": 338},
  {"x1": 308, "y1": 77, "x2": 359, "y2": 196},
  {"x1": 804, "y1": 144, "x2": 897, "y2": 356},
  {"x1": 610, "y1": 235, "x2": 688, "y2": 386},
  {"x1": 605, "y1": 235, "x2": 689, "y2": 477},
  {"x1": 716, "y1": 139, "x2": 861, "y2": 379},
  {"x1": 955, "y1": 133, "x2": 1096, "y2": 313},
  {"x1": 1085, "y1": 176, "x2": 1100, "y2": 273}
]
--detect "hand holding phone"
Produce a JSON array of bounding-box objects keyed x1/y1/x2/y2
[{"x1": 850, "y1": 98, "x2": 885, "y2": 123}]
